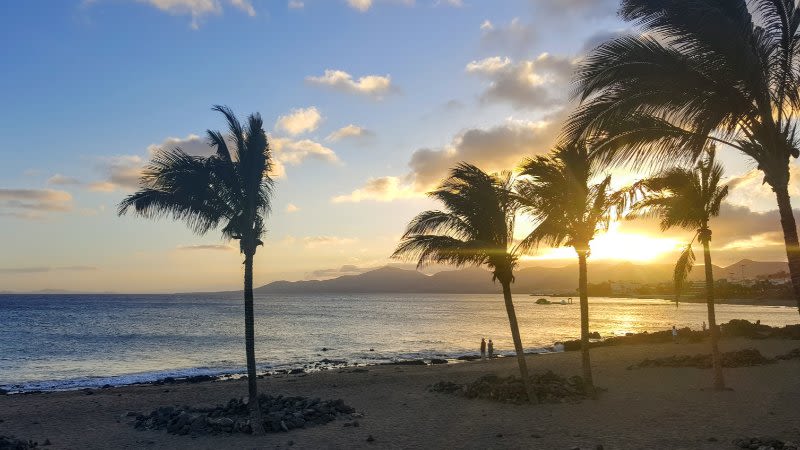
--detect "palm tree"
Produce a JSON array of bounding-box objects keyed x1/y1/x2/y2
[
  {"x1": 118, "y1": 105, "x2": 273, "y2": 430},
  {"x1": 516, "y1": 143, "x2": 621, "y2": 394},
  {"x1": 626, "y1": 146, "x2": 728, "y2": 390},
  {"x1": 392, "y1": 163, "x2": 538, "y2": 402},
  {"x1": 566, "y1": 0, "x2": 800, "y2": 314}
]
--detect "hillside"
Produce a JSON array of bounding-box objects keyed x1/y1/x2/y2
[{"x1": 251, "y1": 259, "x2": 788, "y2": 295}]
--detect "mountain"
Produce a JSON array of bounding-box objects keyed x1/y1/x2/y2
[{"x1": 252, "y1": 260, "x2": 790, "y2": 295}]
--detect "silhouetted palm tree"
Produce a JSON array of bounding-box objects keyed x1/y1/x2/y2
[
  {"x1": 567, "y1": 0, "x2": 800, "y2": 314},
  {"x1": 392, "y1": 163, "x2": 538, "y2": 402},
  {"x1": 517, "y1": 143, "x2": 622, "y2": 394},
  {"x1": 626, "y1": 146, "x2": 728, "y2": 390},
  {"x1": 118, "y1": 105, "x2": 273, "y2": 429}
]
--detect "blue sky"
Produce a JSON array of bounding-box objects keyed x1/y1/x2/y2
[{"x1": 0, "y1": 0, "x2": 792, "y2": 292}]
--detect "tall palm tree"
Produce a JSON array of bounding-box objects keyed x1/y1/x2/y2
[
  {"x1": 392, "y1": 163, "x2": 538, "y2": 402},
  {"x1": 118, "y1": 105, "x2": 273, "y2": 429},
  {"x1": 626, "y1": 147, "x2": 728, "y2": 390},
  {"x1": 516, "y1": 143, "x2": 621, "y2": 394},
  {"x1": 566, "y1": 0, "x2": 800, "y2": 314}
]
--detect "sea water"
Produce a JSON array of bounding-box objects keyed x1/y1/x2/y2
[{"x1": 1, "y1": 293, "x2": 797, "y2": 392}]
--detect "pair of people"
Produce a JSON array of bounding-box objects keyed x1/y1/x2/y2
[{"x1": 480, "y1": 337, "x2": 494, "y2": 359}]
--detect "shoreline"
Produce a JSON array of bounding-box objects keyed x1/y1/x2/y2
[
  {"x1": 4, "y1": 319, "x2": 797, "y2": 395},
  {"x1": 2, "y1": 337, "x2": 799, "y2": 449}
]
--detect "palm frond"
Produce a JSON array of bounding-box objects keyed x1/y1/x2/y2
[{"x1": 673, "y1": 242, "x2": 697, "y2": 306}]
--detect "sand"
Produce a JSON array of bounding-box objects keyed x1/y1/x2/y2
[{"x1": 2, "y1": 337, "x2": 799, "y2": 450}]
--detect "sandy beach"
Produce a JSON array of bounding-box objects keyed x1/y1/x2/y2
[{"x1": 2, "y1": 337, "x2": 799, "y2": 449}]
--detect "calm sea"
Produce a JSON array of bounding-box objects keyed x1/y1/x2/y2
[{"x1": 1, "y1": 293, "x2": 797, "y2": 392}]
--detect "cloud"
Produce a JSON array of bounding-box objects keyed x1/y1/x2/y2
[
  {"x1": 0, "y1": 265, "x2": 97, "y2": 274},
  {"x1": 303, "y1": 236, "x2": 357, "y2": 248},
  {"x1": 271, "y1": 137, "x2": 340, "y2": 166},
  {"x1": 725, "y1": 164, "x2": 800, "y2": 213},
  {"x1": 286, "y1": 203, "x2": 300, "y2": 212},
  {"x1": 288, "y1": 0, "x2": 304, "y2": 8},
  {"x1": 332, "y1": 176, "x2": 422, "y2": 203},
  {"x1": 333, "y1": 113, "x2": 564, "y2": 202},
  {"x1": 306, "y1": 69, "x2": 394, "y2": 99},
  {"x1": 618, "y1": 203, "x2": 794, "y2": 249},
  {"x1": 97, "y1": 0, "x2": 256, "y2": 29},
  {"x1": 326, "y1": 124, "x2": 374, "y2": 142},
  {"x1": 0, "y1": 189, "x2": 73, "y2": 219},
  {"x1": 466, "y1": 54, "x2": 575, "y2": 110},
  {"x1": 347, "y1": 0, "x2": 373, "y2": 11},
  {"x1": 479, "y1": 18, "x2": 536, "y2": 56},
  {"x1": 90, "y1": 135, "x2": 220, "y2": 192},
  {"x1": 176, "y1": 244, "x2": 235, "y2": 251},
  {"x1": 275, "y1": 107, "x2": 322, "y2": 136},
  {"x1": 47, "y1": 174, "x2": 82, "y2": 186}
]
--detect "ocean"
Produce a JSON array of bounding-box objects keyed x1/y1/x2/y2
[{"x1": 1, "y1": 293, "x2": 797, "y2": 393}]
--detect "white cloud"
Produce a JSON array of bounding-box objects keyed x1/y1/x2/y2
[
  {"x1": 325, "y1": 124, "x2": 374, "y2": 142},
  {"x1": 286, "y1": 203, "x2": 300, "y2": 212},
  {"x1": 130, "y1": 0, "x2": 255, "y2": 28},
  {"x1": 466, "y1": 53, "x2": 575, "y2": 110},
  {"x1": 306, "y1": 69, "x2": 394, "y2": 99},
  {"x1": 0, "y1": 189, "x2": 73, "y2": 219},
  {"x1": 332, "y1": 112, "x2": 565, "y2": 202},
  {"x1": 271, "y1": 137, "x2": 340, "y2": 166},
  {"x1": 288, "y1": 0, "x2": 304, "y2": 8},
  {"x1": 347, "y1": 0, "x2": 373, "y2": 11},
  {"x1": 275, "y1": 107, "x2": 322, "y2": 136},
  {"x1": 332, "y1": 176, "x2": 422, "y2": 203}
]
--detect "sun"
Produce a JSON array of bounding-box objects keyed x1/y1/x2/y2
[{"x1": 521, "y1": 223, "x2": 683, "y2": 263}]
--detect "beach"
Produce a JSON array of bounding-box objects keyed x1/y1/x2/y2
[{"x1": 2, "y1": 337, "x2": 799, "y2": 449}]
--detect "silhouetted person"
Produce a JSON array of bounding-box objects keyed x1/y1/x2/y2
[
  {"x1": 672, "y1": 325, "x2": 678, "y2": 343},
  {"x1": 487, "y1": 339, "x2": 494, "y2": 359},
  {"x1": 480, "y1": 337, "x2": 486, "y2": 359},
  {"x1": 702, "y1": 321, "x2": 707, "y2": 332}
]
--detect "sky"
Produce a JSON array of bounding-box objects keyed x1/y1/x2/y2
[{"x1": 0, "y1": 0, "x2": 797, "y2": 293}]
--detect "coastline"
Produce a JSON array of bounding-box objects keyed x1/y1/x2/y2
[{"x1": 2, "y1": 337, "x2": 798, "y2": 449}]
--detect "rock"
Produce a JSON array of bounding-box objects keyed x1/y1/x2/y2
[
  {"x1": 496, "y1": 433, "x2": 503, "y2": 438},
  {"x1": 321, "y1": 347, "x2": 329, "y2": 351},
  {"x1": 429, "y1": 359, "x2": 448, "y2": 365},
  {"x1": 531, "y1": 434, "x2": 542, "y2": 438},
  {"x1": 289, "y1": 369, "x2": 305, "y2": 375},
  {"x1": 44, "y1": 438, "x2": 52, "y2": 446},
  {"x1": 707, "y1": 437, "x2": 717, "y2": 442},
  {"x1": 366, "y1": 435, "x2": 375, "y2": 443}
]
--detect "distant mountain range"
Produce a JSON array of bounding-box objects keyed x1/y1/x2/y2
[{"x1": 251, "y1": 259, "x2": 789, "y2": 295}]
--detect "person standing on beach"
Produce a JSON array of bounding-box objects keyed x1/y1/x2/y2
[
  {"x1": 480, "y1": 338, "x2": 486, "y2": 359},
  {"x1": 672, "y1": 325, "x2": 678, "y2": 343},
  {"x1": 487, "y1": 339, "x2": 494, "y2": 359},
  {"x1": 702, "y1": 321, "x2": 707, "y2": 332}
]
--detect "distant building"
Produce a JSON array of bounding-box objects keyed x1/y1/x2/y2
[{"x1": 609, "y1": 281, "x2": 643, "y2": 295}]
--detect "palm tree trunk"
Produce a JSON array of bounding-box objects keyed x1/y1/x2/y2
[
  {"x1": 774, "y1": 184, "x2": 800, "y2": 315},
  {"x1": 577, "y1": 251, "x2": 595, "y2": 395},
  {"x1": 243, "y1": 251, "x2": 264, "y2": 433},
  {"x1": 500, "y1": 280, "x2": 537, "y2": 403},
  {"x1": 700, "y1": 236, "x2": 725, "y2": 390}
]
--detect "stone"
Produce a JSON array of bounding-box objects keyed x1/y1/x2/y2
[{"x1": 366, "y1": 435, "x2": 375, "y2": 443}]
